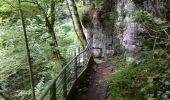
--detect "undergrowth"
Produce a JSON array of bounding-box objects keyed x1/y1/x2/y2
[
  {"x1": 107, "y1": 10, "x2": 170, "y2": 100},
  {"x1": 107, "y1": 51, "x2": 170, "y2": 100}
]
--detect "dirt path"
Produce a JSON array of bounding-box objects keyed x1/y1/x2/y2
[{"x1": 85, "y1": 59, "x2": 112, "y2": 100}]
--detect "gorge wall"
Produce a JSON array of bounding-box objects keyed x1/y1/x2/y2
[
  {"x1": 80, "y1": 0, "x2": 170, "y2": 58},
  {"x1": 82, "y1": 0, "x2": 117, "y2": 57},
  {"x1": 81, "y1": 0, "x2": 139, "y2": 57}
]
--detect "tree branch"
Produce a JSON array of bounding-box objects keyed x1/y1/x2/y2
[{"x1": 149, "y1": 0, "x2": 164, "y2": 19}]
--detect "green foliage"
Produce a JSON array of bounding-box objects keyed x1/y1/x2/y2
[
  {"x1": 128, "y1": 10, "x2": 153, "y2": 22},
  {"x1": 107, "y1": 55, "x2": 125, "y2": 69},
  {"x1": 0, "y1": 0, "x2": 80, "y2": 99},
  {"x1": 107, "y1": 53, "x2": 170, "y2": 100},
  {"x1": 110, "y1": 12, "x2": 116, "y2": 27},
  {"x1": 107, "y1": 9, "x2": 170, "y2": 100},
  {"x1": 35, "y1": 77, "x2": 45, "y2": 97},
  {"x1": 76, "y1": 1, "x2": 93, "y2": 28}
]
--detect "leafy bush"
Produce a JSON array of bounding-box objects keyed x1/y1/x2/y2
[
  {"x1": 107, "y1": 52, "x2": 170, "y2": 100},
  {"x1": 107, "y1": 9, "x2": 170, "y2": 100}
]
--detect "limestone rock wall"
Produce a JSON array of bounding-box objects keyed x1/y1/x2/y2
[
  {"x1": 82, "y1": 0, "x2": 117, "y2": 57},
  {"x1": 81, "y1": 0, "x2": 170, "y2": 59},
  {"x1": 82, "y1": 0, "x2": 143, "y2": 57},
  {"x1": 115, "y1": 0, "x2": 141, "y2": 55}
]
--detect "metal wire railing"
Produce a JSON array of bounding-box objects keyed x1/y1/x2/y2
[{"x1": 37, "y1": 39, "x2": 92, "y2": 100}]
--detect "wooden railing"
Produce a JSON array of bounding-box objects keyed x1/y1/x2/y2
[{"x1": 37, "y1": 39, "x2": 92, "y2": 100}]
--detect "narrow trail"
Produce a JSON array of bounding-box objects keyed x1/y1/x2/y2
[{"x1": 85, "y1": 59, "x2": 113, "y2": 100}]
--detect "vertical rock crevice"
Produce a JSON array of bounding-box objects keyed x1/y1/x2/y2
[
  {"x1": 82, "y1": 0, "x2": 117, "y2": 57},
  {"x1": 115, "y1": 0, "x2": 142, "y2": 62},
  {"x1": 81, "y1": 0, "x2": 142, "y2": 58}
]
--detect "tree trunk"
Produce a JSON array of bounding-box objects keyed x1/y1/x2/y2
[
  {"x1": 66, "y1": 0, "x2": 87, "y2": 48},
  {"x1": 50, "y1": 0, "x2": 55, "y2": 28},
  {"x1": 32, "y1": 0, "x2": 64, "y2": 61},
  {"x1": 45, "y1": 1, "x2": 65, "y2": 61},
  {"x1": 17, "y1": 0, "x2": 36, "y2": 100}
]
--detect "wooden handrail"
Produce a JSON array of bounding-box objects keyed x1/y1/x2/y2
[{"x1": 37, "y1": 39, "x2": 92, "y2": 100}]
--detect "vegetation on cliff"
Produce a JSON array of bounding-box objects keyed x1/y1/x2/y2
[
  {"x1": 0, "y1": 0, "x2": 170, "y2": 99},
  {"x1": 107, "y1": 1, "x2": 170, "y2": 99}
]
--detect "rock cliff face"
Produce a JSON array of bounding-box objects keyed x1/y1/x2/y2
[
  {"x1": 115, "y1": 0, "x2": 141, "y2": 56},
  {"x1": 82, "y1": 0, "x2": 117, "y2": 57},
  {"x1": 81, "y1": 0, "x2": 169, "y2": 57},
  {"x1": 82, "y1": 0, "x2": 138, "y2": 57}
]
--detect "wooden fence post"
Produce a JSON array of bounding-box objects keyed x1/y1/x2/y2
[
  {"x1": 50, "y1": 82, "x2": 56, "y2": 100},
  {"x1": 74, "y1": 49, "x2": 77, "y2": 80}
]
